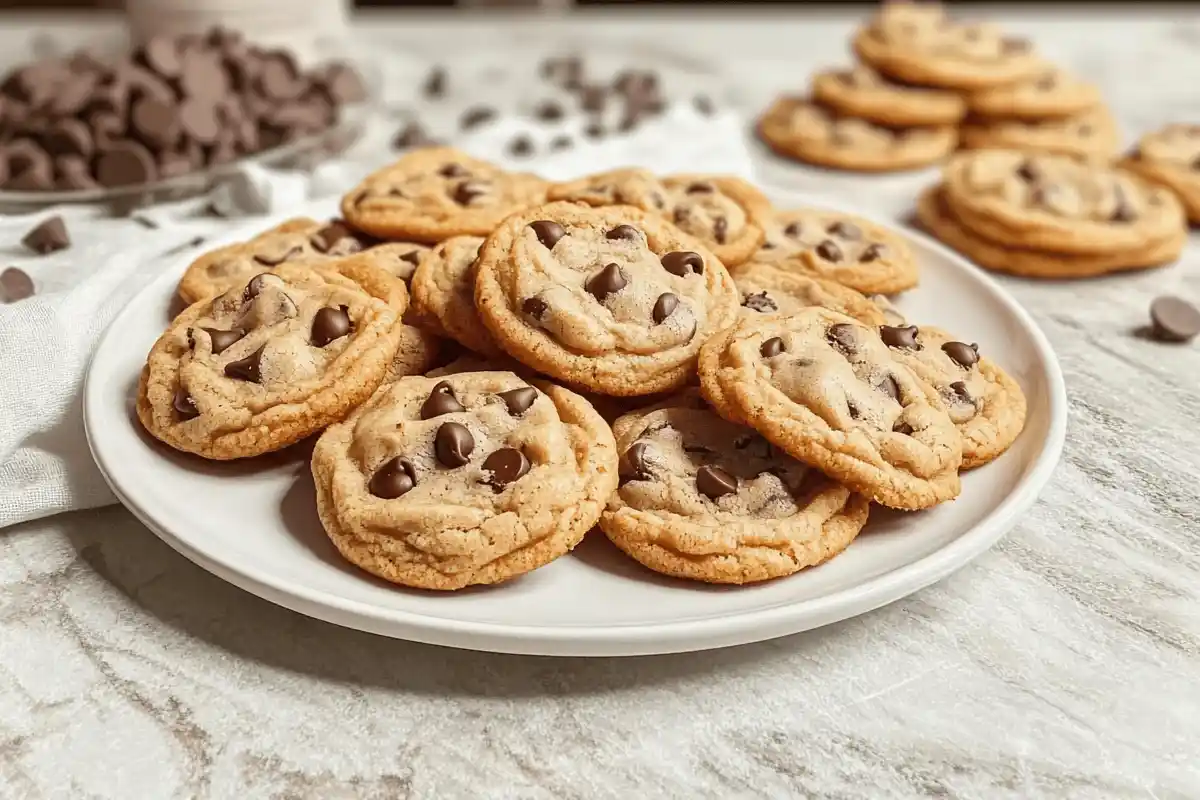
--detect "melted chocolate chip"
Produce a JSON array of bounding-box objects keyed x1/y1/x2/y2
[
  {"x1": 652, "y1": 292, "x2": 679, "y2": 324},
  {"x1": 742, "y1": 291, "x2": 777, "y2": 313},
  {"x1": 622, "y1": 441, "x2": 654, "y2": 483},
  {"x1": 435, "y1": 421, "x2": 474, "y2": 468},
  {"x1": 243, "y1": 273, "x2": 270, "y2": 301},
  {"x1": 826, "y1": 323, "x2": 858, "y2": 355},
  {"x1": 522, "y1": 297, "x2": 548, "y2": 319},
  {"x1": 696, "y1": 465, "x2": 738, "y2": 500},
  {"x1": 880, "y1": 324, "x2": 921, "y2": 350},
  {"x1": 453, "y1": 181, "x2": 487, "y2": 206},
  {"x1": 586, "y1": 263, "x2": 627, "y2": 303},
  {"x1": 941, "y1": 341, "x2": 980, "y2": 369},
  {"x1": 713, "y1": 216, "x2": 728, "y2": 244},
  {"x1": 369, "y1": 457, "x2": 416, "y2": 499},
  {"x1": 172, "y1": 387, "x2": 199, "y2": 421},
  {"x1": 605, "y1": 224, "x2": 641, "y2": 241},
  {"x1": 201, "y1": 327, "x2": 245, "y2": 355},
  {"x1": 893, "y1": 420, "x2": 915, "y2": 435},
  {"x1": 760, "y1": 336, "x2": 785, "y2": 357},
  {"x1": 815, "y1": 240, "x2": 843, "y2": 262},
  {"x1": 859, "y1": 244, "x2": 885, "y2": 263},
  {"x1": 310, "y1": 305, "x2": 352, "y2": 347},
  {"x1": 528, "y1": 219, "x2": 566, "y2": 249},
  {"x1": 660, "y1": 251, "x2": 704, "y2": 276},
  {"x1": 421, "y1": 380, "x2": 465, "y2": 419},
  {"x1": 483, "y1": 448, "x2": 530, "y2": 490},
  {"x1": 827, "y1": 221, "x2": 862, "y2": 240},
  {"x1": 224, "y1": 345, "x2": 265, "y2": 383},
  {"x1": 497, "y1": 386, "x2": 537, "y2": 416},
  {"x1": 947, "y1": 381, "x2": 973, "y2": 404}
]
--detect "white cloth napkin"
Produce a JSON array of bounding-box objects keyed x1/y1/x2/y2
[{"x1": 0, "y1": 110, "x2": 753, "y2": 529}]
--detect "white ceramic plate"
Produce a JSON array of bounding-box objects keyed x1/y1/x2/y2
[{"x1": 84, "y1": 192, "x2": 1066, "y2": 657}]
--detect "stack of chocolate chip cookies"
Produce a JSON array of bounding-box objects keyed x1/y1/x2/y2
[
  {"x1": 136, "y1": 144, "x2": 1027, "y2": 590},
  {"x1": 917, "y1": 149, "x2": 1188, "y2": 278},
  {"x1": 759, "y1": 2, "x2": 1118, "y2": 171}
]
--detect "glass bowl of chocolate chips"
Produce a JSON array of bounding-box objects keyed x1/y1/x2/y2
[{"x1": 0, "y1": 27, "x2": 379, "y2": 209}]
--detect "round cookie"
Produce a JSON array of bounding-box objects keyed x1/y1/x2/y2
[
  {"x1": 1121, "y1": 125, "x2": 1200, "y2": 224},
  {"x1": 852, "y1": 2, "x2": 1045, "y2": 91},
  {"x1": 698, "y1": 308, "x2": 963, "y2": 510},
  {"x1": 875, "y1": 323, "x2": 1026, "y2": 469},
  {"x1": 310, "y1": 371, "x2": 618, "y2": 591},
  {"x1": 967, "y1": 67, "x2": 1102, "y2": 121},
  {"x1": 731, "y1": 262, "x2": 886, "y2": 326},
  {"x1": 752, "y1": 207, "x2": 919, "y2": 295},
  {"x1": 812, "y1": 64, "x2": 967, "y2": 127},
  {"x1": 941, "y1": 150, "x2": 1186, "y2": 256},
  {"x1": 139, "y1": 260, "x2": 407, "y2": 460},
  {"x1": 600, "y1": 394, "x2": 869, "y2": 585},
  {"x1": 409, "y1": 235, "x2": 503, "y2": 358},
  {"x1": 958, "y1": 106, "x2": 1119, "y2": 163},
  {"x1": 474, "y1": 201, "x2": 740, "y2": 397},
  {"x1": 915, "y1": 184, "x2": 1184, "y2": 278},
  {"x1": 757, "y1": 96, "x2": 957, "y2": 173},
  {"x1": 341, "y1": 146, "x2": 549, "y2": 243},
  {"x1": 387, "y1": 324, "x2": 446, "y2": 381}
]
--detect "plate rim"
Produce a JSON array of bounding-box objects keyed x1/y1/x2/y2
[{"x1": 83, "y1": 191, "x2": 1067, "y2": 657}]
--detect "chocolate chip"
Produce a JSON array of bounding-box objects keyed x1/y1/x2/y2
[
  {"x1": 605, "y1": 224, "x2": 641, "y2": 242},
  {"x1": 621, "y1": 441, "x2": 654, "y2": 482},
  {"x1": 880, "y1": 324, "x2": 921, "y2": 350},
  {"x1": 421, "y1": 380, "x2": 465, "y2": 419},
  {"x1": 243, "y1": 273, "x2": 269, "y2": 301},
  {"x1": 815, "y1": 240, "x2": 843, "y2": 262},
  {"x1": 253, "y1": 245, "x2": 301, "y2": 266},
  {"x1": 827, "y1": 221, "x2": 862, "y2": 240},
  {"x1": 497, "y1": 386, "x2": 537, "y2": 416},
  {"x1": 130, "y1": 97, "x2": 180, "y2": 150},
  {"x1": 942, "y1": 341, "x2": 980, "y2": 368},
  {"x1": 172, "y1": 387, "x2": 199, "y2": 421},
  {"x1": 224, "y1": 345, "x2": 265, "y2": 383},
  {"x1": 435, "y1": 421, "x2": 474, "y2": 468},
  {"x1": 586, "y1": 263, "x2": 627, "y2": 303},
  {"x1": 1015, "y1": 159, "x2": 1040, "y2": 182},
  {"x1": 43, "y1": 119, "x2": 93, "y2": 158},
  {"x1": 95, "y1": 140, "x2": 156, "y2": 188},
  {"x1": 311, "y1": 305, "x2": 352, "y2": 347},
  {"x1": 529, "y1": 220, "x2": 566, "y2": 249},
  {"x1": 482, "y1": 448, "x2": 530, "y2": 490},
  {"x1": 878, "y1": 375, "x2": 901, "y2": 401},
  {"x1": 310, "y1": 220, "x2": 362, "y2": 254},
  {"x1": 742, "y1": 291, "x2": 777, "y2": 313},
  {"x1": 0, "y1": 267, "x2": 34, "y2": 303},
  {"x1": 508, "y1": 134, "x2": 534, "y2": 158},
  {"x1": 201, "y1": 327, "x2": 245, "y2": 355},
  {"x1": 1111, "y1": 192, "x2": 1137, "y2": 223},
  {"x1": 392, "y1": 121, "x2": 436, "y2": 150},
  {"x1": 947, "y1": 381, "x2": 972, "y2": 404},
  {"x1": 784, "y1": 221, "x2": 803, "y2": 238},
  {"x1": 893, "y1": 420, "x2": 914, "y2": 435},
  {"x1": 439, "y1": 163, "x2": 468, "y2": 178},
  {"x1": 693, "y1": 94, "x2": 715, "y2": 116},
  {"x1": 460, "y1": 106, "x2": 496, "y2": 130},
  {"x1": 826, "y1": 323, "x2": 858, "y2": 354},
  {"x1": 713, "y1": 217, "x2": 728, "y2": 244},
  {"x1": 686, "y1": 182, "x2": 714, "y2": 195},
  {"x1": 534, "y1": 100, "x2": 564, "y2": 121},
  {"x1": 1149, "y1": 295, "x2": 1200, "y2": 343},
  {"x1": 584, "y1": 121, "x2": 605, "y2": 140},
  {"x1": 423, "y1": 66, "x2": 447, "y2": 99},
  {"x1": 522, "y1": 297, "x2": 548, "y2": 319},
  {"x1": 672, "y1": 207, "x2": 690, "y2": 226},
  {"x1": 369, "y1": 457, "x2": 417, "y2": 499},
  {"x1": 661, "y1": 251, "x2": 704, "y2": 276},
  {"x1": 178, "y1": 100, "x2": 220, "y2": 145},
  {"x1": 652, "y1": 293, "x2": 679, "y2": 324},
  {"x1": 860, "y1": 244, "x2": 886, "y2": 263},
  {"x1": 549, "y1": 134, "x2": 572, "y2": 152},
  {"x1": 760, "y1": 337, "x2": 785, "y2": 357},
  {"x1": 580, "y1": 85, "x2": 607, "y2": 113},
  {"x1": 453, "y1": 181, "x2": 487, "y2": 206},
  {"x1": 21, "y1": 216, "x2": 69, "y2": 254},
  {"x1": 696, "y1": 465, "x2": 738, "y2": 500}
]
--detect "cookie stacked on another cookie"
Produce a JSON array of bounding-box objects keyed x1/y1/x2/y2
[{"x1": 918, "y1": 150, "x2": 1187, "y2": 278}]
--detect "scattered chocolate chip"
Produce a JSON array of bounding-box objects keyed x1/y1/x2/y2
[
  {"x1": 622, "y1": 441, "x2": 654, "y2": 482},
  {"x1": 586, "y1": 263, "x2": 627, "y2": 303},
  {"x1": 696, "y1": 465, "x2": 738, "y2": 500},
  {"x1": 760, "y1": 337, "x2": 785, "y2": 357},
  {"x1": 172, "y1": 387, "x2": 199, "y2": 421},
  {"x1": 497, "y1": 386, "x2": 537, "y2": 416},
  {"x1": 742, "y1": 291, "x2": 777, "y2": 313},
  {"x1": 827, "y1": 323, "x2": 858, "y2": 355},
  {"x1": 201, "y1": 327, "x2": 245, "y2": 355},
  {"x1": 1149, "y1": 295, "x2": 1200, "y2": 343},
  {"x1": 423, "y1": 66, "x2": 447, "y2": 99},
  {"x1": 392, "y1": 121, "x2": 436, "y2": 150},
  {"x1": 860, "y1": 244, "x2": 886, "y2": 263},
  {"x1": 827, "y1": 221, "x2": 862, "y2": 240},
  {"x1": 693, "y1": 94, "x2": 715, "y2": 116},
  {"x1": 460, "y1": 106, "x2": 496, "y2": 130},
  {"x1": 435, "y1": 421, "x2": 474, "y2": 468},
  {"x1": 453, "y1": 181, "x2": 487, "y2": 206},
  {"x1": 21, "y1": 216, "x2": 70, "y2": 254},
  {"x1": 548, "y1": 134, "x2": 573, "y2": 152},
  {"x1": 942, "y1": 341, "x2": 980, "y2": 368},
  {"x1": 311, "y1": 305, "x2": 352, "y2": 347},
  {"x1": 224, "y1": 345, "x2": 265, "y2": 383},
  {"x1": 661, "y1": 251, "x2": 704, "y2": 276},
  {"x1": 483, "y1": 447, "x2": 530, "y2": 490},
  {"x1": 421, "y1": 380, "x2": 465, "y2": 419},
  {"x1": 605, "y1": 224, "x2": 641, "y2": 242},
  {"x1": 713, "y1": 217, "x2": 728, "y2": 244},
  {"x1": 652, "y1": 293, "x2": 679, "y2": 324},
  {"x1": 522, "y1": 296, "x2": 548, "y2": 319},
  {"x1": 508, "y1": 134, "x2": 534, "y2": 158},
  {"x1": 579, "y1": 85, "x2": 607, "y2": 113},
  {"x1": 370, "y1": 457, "x2": 417, "y2": 499},
  {"x1": 880, "y1": 324, "x2": 921, "y2": 350},
  {"x1": 815, "y1": 240, "x2": 843, "y2": 263},
  {"x1": 529, "y1": 220, "x2": 566, "y2": 249},
  {"x1": 583, "y1": 121, "x2": 605, "y2": 140},
  {"x1": 534, "y1": 99, "x2": 564, "y2": 122},
  {"x1": 0, "y1": 267, "x2": 34, "y2": 303}
]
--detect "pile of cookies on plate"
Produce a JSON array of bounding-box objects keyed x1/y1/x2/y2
[
  {"x1": 758, "y1": 1, "x2": 1116, "y2": 171},
  {"x1": 136, "y1": 145, "x2": 1027, "y2": 590}
]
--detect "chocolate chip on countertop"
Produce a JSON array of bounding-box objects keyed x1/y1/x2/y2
[
  {"x1": 508, "y1": 134, "x2": 535, "y2": 158},
  {"x1": 693, "y1": 94, "x2": 715, "y2": 116},
  {"x1": 392, "y1": 121, "x2": 437, "y2": 150},
  {"x1": 0, "y1": 266, "x2": 34, "y2": 303},
  {"x1": 548, "y1": 134, "x2": 573, "y2": 152},
  {"x1": 482, "y1": 447, "x2": 530, "y2": 490},
  {"x1": 21, "y1": 216, "x2": 70, "y2": 254},
  {"x1": 534, "y1": 99, "x2": 564, "y2": 122},
  {"x1": 1148, "y1": 295, "x2": 1200, "y2": 343},
  {"x1": 460, "y1": 106, "x2": 496, "y2": 131},
  {"x1": 583, "y1": 121, "x2": 605, "y2": 140},
  {"x1": 423, "y1": 66, "x2": 447, "y2": 99}
]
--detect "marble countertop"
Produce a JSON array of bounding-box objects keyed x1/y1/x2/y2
[{"x1": 2, "y1": 7, "x2": 1199, "y2": 799}]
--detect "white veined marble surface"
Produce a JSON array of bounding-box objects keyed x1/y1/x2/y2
[{"x1": 2, "y1": 6, "x2": 1198, "y2": 799}]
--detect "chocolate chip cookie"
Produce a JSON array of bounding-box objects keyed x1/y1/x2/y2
[
  {"x1": 139, "y1": 259, "x2": 407, "y2": 460},
  {"x1": 852, "y1": 2, "x2": 1045, "y2": 90},
  {"x1": 756, "y1": 96, "x2": 957, "y2": 173},
  {"x1": 699, "y1": 308, "x2": 962, "y2": 510},
  {"x1": 966, "y1": 67, "x2": 1102, "y2": 120},
  {"x1": 310, "y1": 371, "x2": 618, "y2": 590},
  {"x1": 812, "y1": 64, "x2": 967, "y2": 128},
  {"x1": 474, "y1": 202, "x2": 740, "y2": 396},
  {"x1": 341, "y1": 146, "x2": 549, "y2": 243},
  {"x1": 731, "y1": 262, "x2": 886, "y2": 326},
  {"x1": 958, "y1": 106, "x2": 1119, "y2": 163},
  {"x1": 1121, "y1": 125, "x2": 1200, "y2": 224},
  {"x1": 752, "y1": 208, "x2": 919, "y2": 295},
  {"x1": 941, "y1": 150, "x2": 1187, "y2": 256},
  {"x1": 409, "y1": 235, "x2": 504, "y2": 358},
  {"x1": 600, "y1": 392, "x2": 869, "y2": 584}
]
